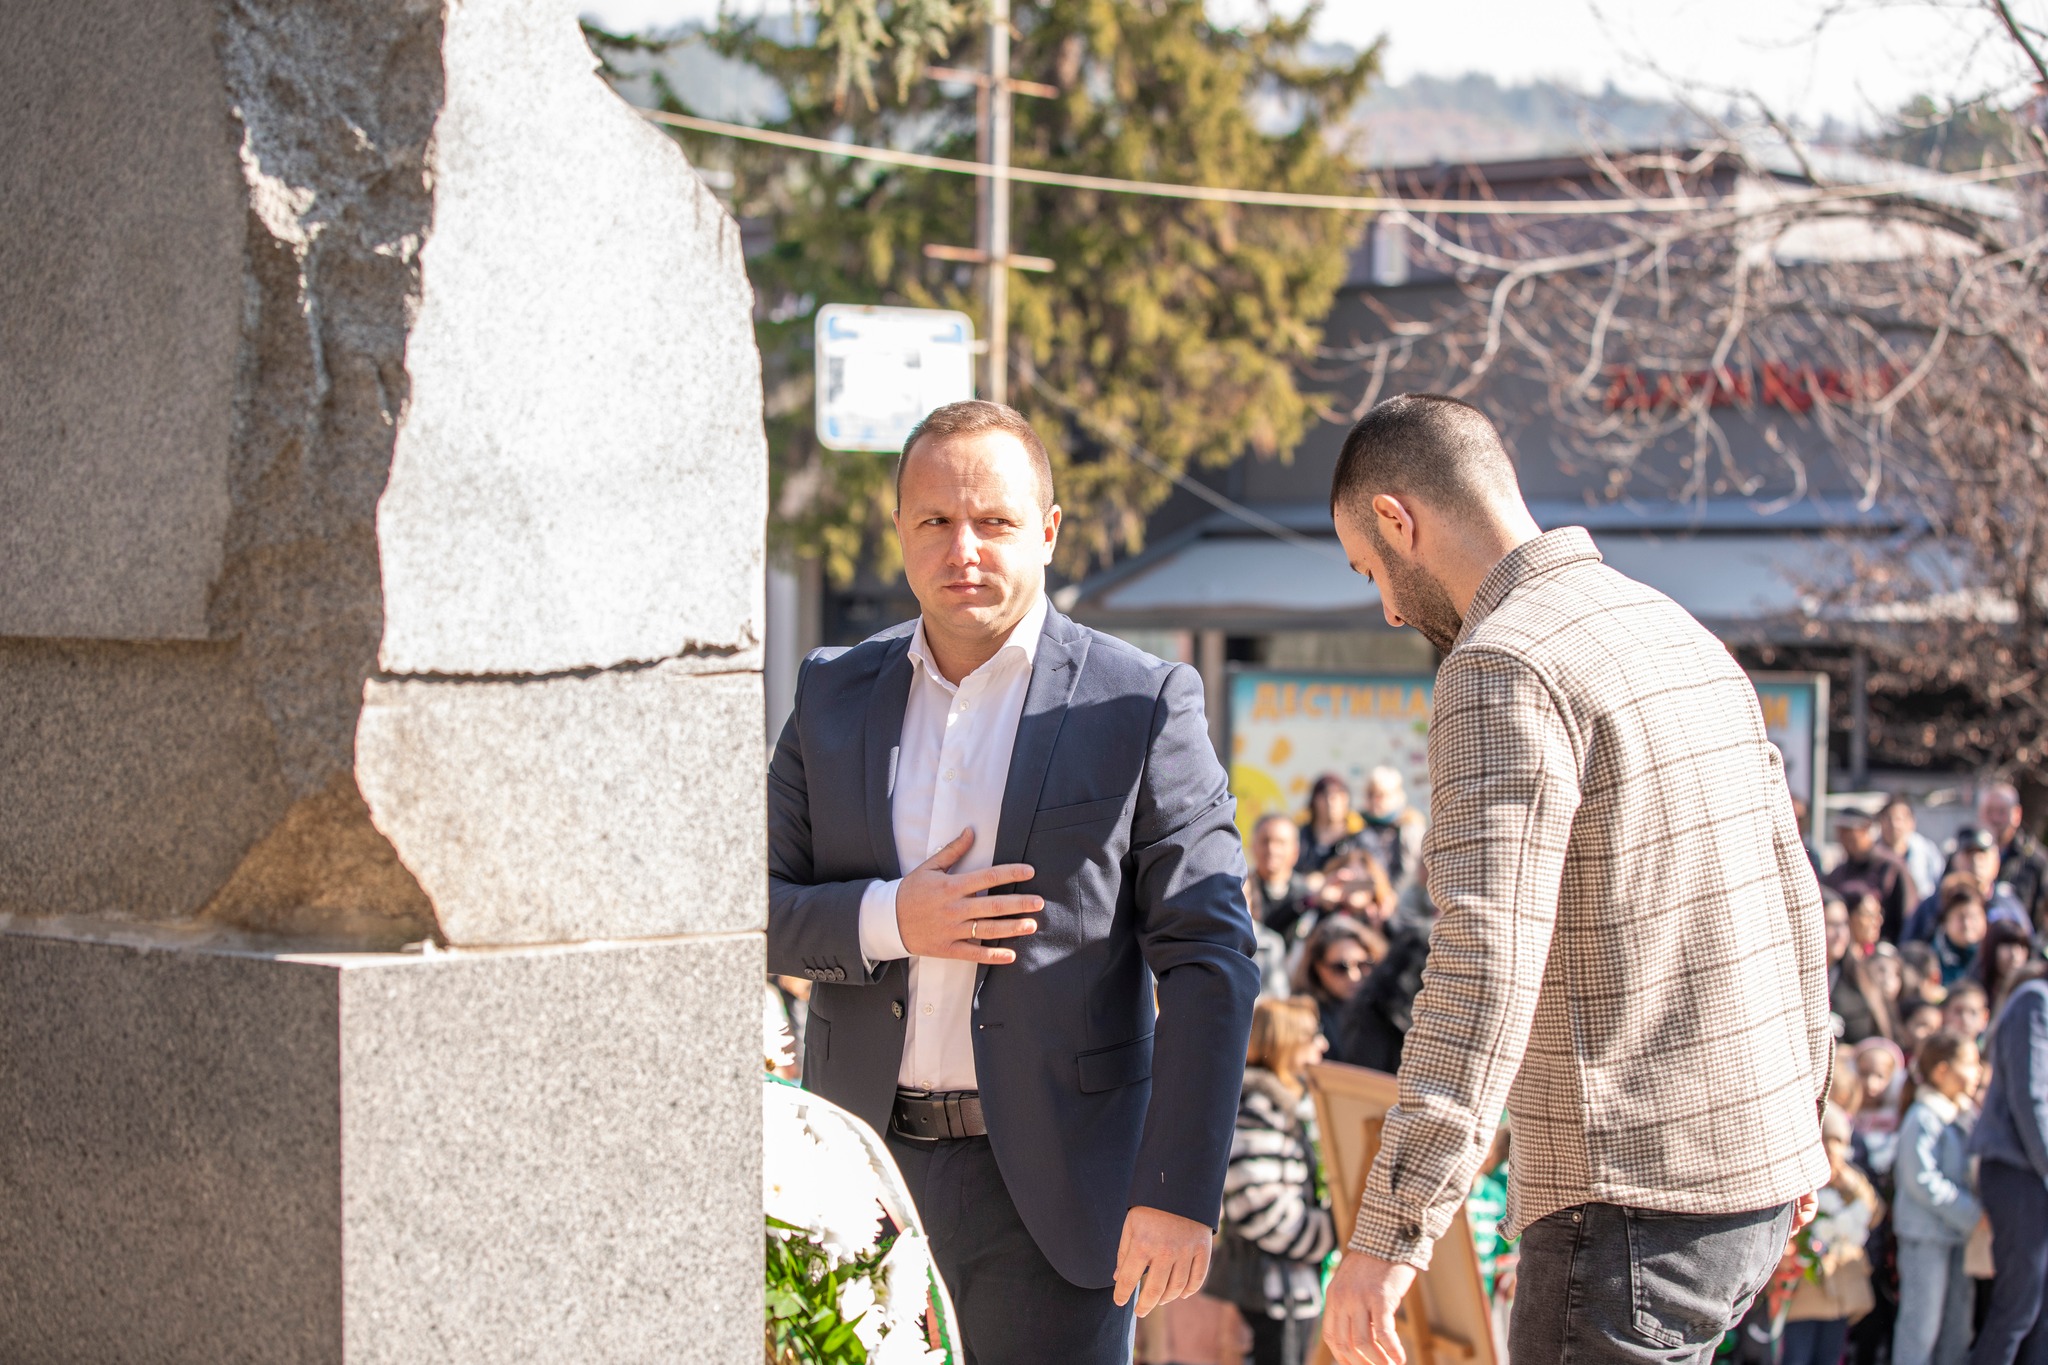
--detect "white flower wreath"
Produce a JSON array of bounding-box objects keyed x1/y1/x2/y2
[{"x1": 762, "y1": 1077, "x2": 962, "y2": 1364}]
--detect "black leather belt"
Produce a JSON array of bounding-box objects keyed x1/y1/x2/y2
[{"x1": 891, "y1": 1088, "x2": 987, "y2": 1142}]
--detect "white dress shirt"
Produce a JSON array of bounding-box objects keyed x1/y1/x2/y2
[{"x1": 857, "y1": 593, "x2": 1048, "y2": 1093}]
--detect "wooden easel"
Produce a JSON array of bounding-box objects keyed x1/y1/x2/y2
[{"x1": 1306, "y1": 1061, "x2": 1498, "y2": 1365}]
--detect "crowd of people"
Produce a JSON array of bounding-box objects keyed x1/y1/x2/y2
[
  {"x1": 1806, "y1": 783, "x2": 2048, "y2": 1365},
  {"x1": 767, "y1": 767, "x2": 2048, "y2": 1365}
]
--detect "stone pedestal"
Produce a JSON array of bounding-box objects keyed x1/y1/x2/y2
[
  {"x1": 0, "y1": 0, "x2": 767, "y2": 1357},
  {"x1": 0, "y1": 927, "x2": 763, "y2": 1363}
]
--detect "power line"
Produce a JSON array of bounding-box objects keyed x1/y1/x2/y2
[
  {"x1": 642, "y1": 107, "x2": 2040, "y2": 218},
  {"x1": 1023, "y1": 371, "x2": 1351, "y2": 565}
]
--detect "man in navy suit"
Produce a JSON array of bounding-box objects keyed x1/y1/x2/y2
[{"x1": 767, "y1": 400, "x2": 1259, "y2": 1363}]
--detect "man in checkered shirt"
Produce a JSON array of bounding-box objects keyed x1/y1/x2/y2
[{"x1": 1320, "y1": 395, "x2": 1832, "y2": 1365}]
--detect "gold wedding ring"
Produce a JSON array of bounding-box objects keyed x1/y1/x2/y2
[{"x1": 970, "y1": 919, "x2": 980, "y2": 940}]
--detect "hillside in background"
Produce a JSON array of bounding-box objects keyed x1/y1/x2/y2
[
  {"x1": 1337, "y1": 70, "x2": 1702, "y2": 166},
  {"x1": 592, "y1": 22, "x2": 1951, "y2": 174}
]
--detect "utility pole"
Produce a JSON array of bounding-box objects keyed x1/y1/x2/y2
[
  {"x1": 984, "y1": 0, "x2": 1013, "y2": 405},
  {"x1": 923, "y1": 2, "x2": 1055, "y2": 405}
]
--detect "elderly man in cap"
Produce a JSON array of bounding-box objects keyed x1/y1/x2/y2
[
  {"x1": 1903, "y1": 826, "x2": 2030, "y2": 944},
  {"x1": 1980, "y1": 781, "x2": 2048, "y2": 932},
  {"x1": 1824, "y1": 807, "x2": 1917, "y2": 943}
]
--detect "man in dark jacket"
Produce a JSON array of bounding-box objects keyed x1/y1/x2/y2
[
  {"x1": 1967, "y1": 965, "x2": 2048, "y2": 1364},
  {"x1": 1246, "y1": 813, "x2": 1314, "y2": 941},
  {"x1": 1824, "y1": 807, "x2": 1916, "y2": 943},
  {"x1": 767, "y1": 401, "x2": 1258, "y2": 1363}
]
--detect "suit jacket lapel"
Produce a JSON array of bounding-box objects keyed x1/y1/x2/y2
[
  {"x1": 994, "y1": 610, "x2": 1088, "y2": 869},
  {"x1": 864, "y1": 637, "x2": 913, "y2": 880},
  {"x1": 974, "y1": 612, "x2": 1090, "y2": 999}
]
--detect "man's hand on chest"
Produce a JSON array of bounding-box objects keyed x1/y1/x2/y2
[{"x1": 896, "y1": 826, "x2": 1043, "y2": 965}]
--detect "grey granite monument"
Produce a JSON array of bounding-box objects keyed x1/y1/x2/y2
[{"x1": 0, "y1": 0, "x2": 766, "y2": 1358}]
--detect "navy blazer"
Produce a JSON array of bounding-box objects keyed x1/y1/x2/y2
[{"x1": 766, "y1": 607, "x2": 1259, "y2": 1287}]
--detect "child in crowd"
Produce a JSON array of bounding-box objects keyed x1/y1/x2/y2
[
  {"x1": 1892, "y1": 1031, "x2": 1983, "y2": 1365},
  {"x1": 1830, "y1": 1055, "x2": 1865, "y2": 1126},
  {"x1": 1943, "y1": 981, "x2": 1991, "y2": 1047},
  {"x1": 1899, "y1": 940, "x2": 1946, "y2": 1006},
  {"x1": 1932, "y1": 891, "x2": 1988, "y2": 987},
  {"x1": 1835, "y1": 919, "x2": 1899, "y2": 1045},
  {"x1": 1851, "y1": 1039, "x2": 1907, "y2": 1176},
  {"x1": 1782, "y1": 1110, "x2": 1885, "y2": 1365},
  {"x1": 1867, "y1": 944, "x2": 1905, "y2": 1017},
  {"x1": 1899, "y1": 998, "x2": 1947, "y2": 1059}
]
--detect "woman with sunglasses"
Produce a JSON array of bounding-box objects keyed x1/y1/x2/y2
[{"x1": 1290, "y1": 914, "x2": 1384, "y2": 1046}]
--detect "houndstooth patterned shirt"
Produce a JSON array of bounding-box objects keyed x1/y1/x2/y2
[{"x1": 1349, "y1": 528, "x2": 1833, "y2": 1268}]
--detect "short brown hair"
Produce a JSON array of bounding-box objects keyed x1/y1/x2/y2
[{"x1": 896, "y1": 400, "x2": 1055, "y2": 511}]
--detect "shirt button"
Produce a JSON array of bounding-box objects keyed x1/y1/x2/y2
[
  {"x1": 943, "y1": 769, "x2": 956, "y2": 782},
  {"x1": 921, "y1": 1003, "x2": 934, "y2": 1016}
]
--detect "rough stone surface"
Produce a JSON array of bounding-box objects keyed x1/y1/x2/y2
[
  {"x1": 0, "y1": 639, "x2": 292, "y2": 923},
  {"x1": 0, "y1": 926, "x2": 763, "y2": 1364},
  {"x1": 0, "y1": 0, "x2": 442, "y2": 936},
  {"x1": 375, "y1": 0, "x2": 766, "y2": 677},
  {"x1": 358, "y1": 665, "x2": 766, "y2": 945},
  {"x1": 0, "y1": 0, "x2": 243, "y2": 640},
  {"x1": 0, "y1": 0, "x2": 766, "y2": 947},
  {"x1": 1, "y1": 4, "x2": 767, "y2": 1361}
]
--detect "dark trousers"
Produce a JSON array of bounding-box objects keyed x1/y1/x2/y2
[
  {"x1": 886, "y1": 1132, "x2": 1134, "y2": 1365},
  {"x1": 1509, "y1": 1201, "x2": 1794, "y2": 1364},
  {"x1": 1782, "y1": 1317, "x2": 1850, "y2": 1365},
  {"x1": 1972, "y1": 1161, "x2": 2048, "y2": 1365},
  {"x1": 1245, "y1": 1311, "x2": 1318, "y2": 1365}
]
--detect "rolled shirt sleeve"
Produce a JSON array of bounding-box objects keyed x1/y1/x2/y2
[
  {"x1": 857, "y1": 877, "x2": 909, "y2": 967},
  {"x1": 1349, "y1": 647, "x2": 1580, "y2": 1267}
]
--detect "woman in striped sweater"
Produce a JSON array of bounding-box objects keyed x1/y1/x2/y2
[{"x1": 1212, "y1": 996, "x2": 1338, "y2": 1365}]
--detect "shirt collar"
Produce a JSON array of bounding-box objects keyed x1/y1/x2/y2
[
  {"x1": 1457, "y1": 526, "x2": 1604, "y2": 645},
  {"x1": 907, "y1": 592, "x2": 1049, "y2": 690}
]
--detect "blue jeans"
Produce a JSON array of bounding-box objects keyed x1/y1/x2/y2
[
  {"x1": 1896, "y1": 1239, "x2": 1973, "y2": 1365},
  {"x1": 1972, "y1": 1160, "x2": 2048, "y2": 1365},
  {"x1": 1782, "y1": 1317, "x2": 1850, "y2": 1365},
  {"x1": 1508, "y1": 1202, "x2": 1793, "y2": 1364}
]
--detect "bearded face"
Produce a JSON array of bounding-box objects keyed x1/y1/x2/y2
[{"x1": 1362, "y1": 516, "x2": 1464, "y2": 653}]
